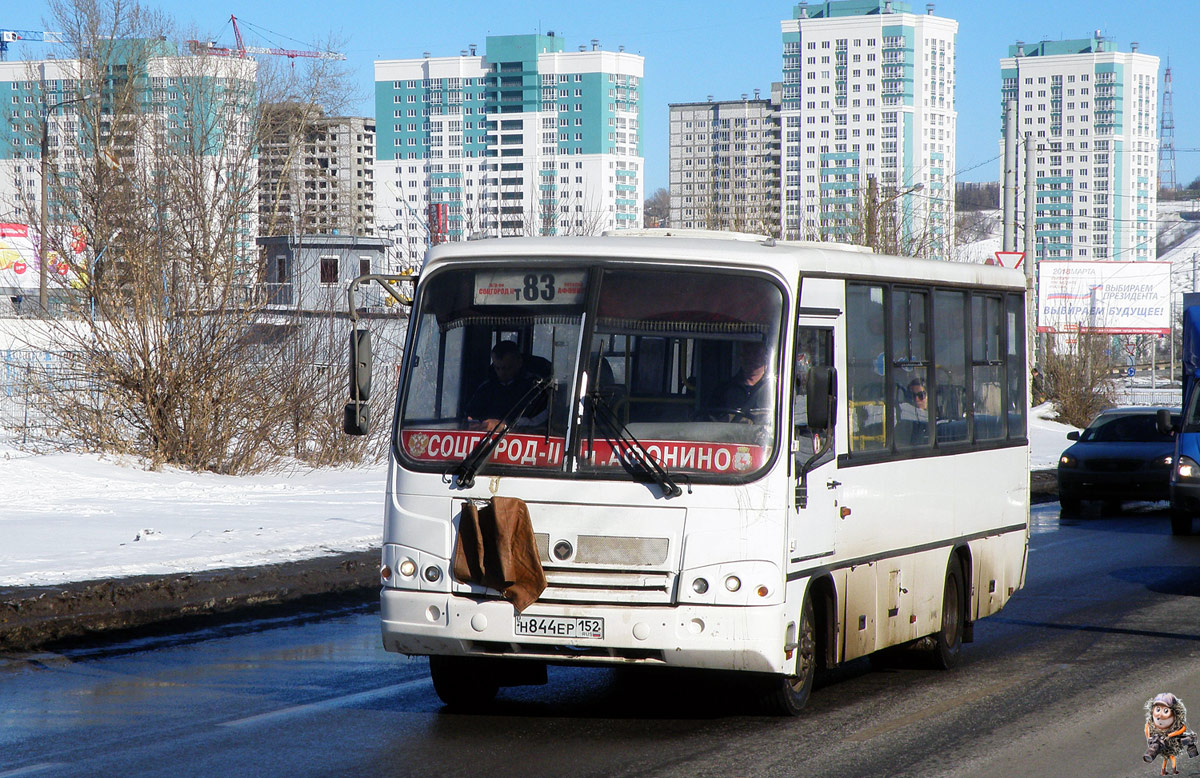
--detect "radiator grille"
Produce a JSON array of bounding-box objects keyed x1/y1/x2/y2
[{"x1": 531, "y1": 532, "x2": 674, "y2": 604}]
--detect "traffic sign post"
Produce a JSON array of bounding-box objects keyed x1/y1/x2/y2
[{"x1": 993, "y1": 251, "x2": 1025, "y2": 269}]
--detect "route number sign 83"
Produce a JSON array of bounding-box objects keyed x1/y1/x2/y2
[{"x1": 474, "y1": 269, "x2": 587, "y2": 306}]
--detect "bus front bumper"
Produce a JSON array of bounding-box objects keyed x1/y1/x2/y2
[{"x1": 380, "y1": 589, "x2": 789, "y2": 674}]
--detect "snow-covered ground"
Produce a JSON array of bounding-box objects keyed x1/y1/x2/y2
[
  {"x1": 0, "y1": 449, "x2": 387, "y2": 587},
  {"x1": 0, "y1": 405, "x2": 1079, "y2": 588}
]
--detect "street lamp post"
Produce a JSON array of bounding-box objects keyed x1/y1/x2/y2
[
  {"x1": 38, "y1": 91, "x2": 94, "y2": 314},
  {"x1": 865, "y1": 176, "x2": 924, "y2": 254}
]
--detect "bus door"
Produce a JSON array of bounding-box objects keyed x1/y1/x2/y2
[{"x1": 789, "y1": 324, "x2": 837, "y2": 565}]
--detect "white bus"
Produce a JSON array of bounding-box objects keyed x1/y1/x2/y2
[{"x1": 348, "y1": 232, "x2": 1029, "y2": 714}]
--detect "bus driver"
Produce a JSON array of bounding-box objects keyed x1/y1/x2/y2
[
  {"x1": 464, "y1": 341, "x2": 547, "y2": 432},
  {"x1": 709, "y1": 342, "x2": 770, "y2": 423}
]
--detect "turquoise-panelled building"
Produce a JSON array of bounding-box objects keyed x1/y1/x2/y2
[
  {"x1": 374, "y1": 34, "x2": 643, "y2": 259},
  {"x1": 999, "y1": 36, "x2": 1159, "y2": 265},
  {"x1": 780, "y1": 0, "x2": 957, "y2": 258},
  {"x1": 0, "y1": 42, "x2": 259, "y2": 265}
]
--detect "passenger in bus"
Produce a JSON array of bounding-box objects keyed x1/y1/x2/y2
[
  {"x1": 896, "y1": 376, "x2": 930, "y2": 445},
  {"x1": 708, "y1": 342, "x2": 770, "y2": 423},
  {"x1": 464, "y1": 340, "x2": 548, "y2": 432}
]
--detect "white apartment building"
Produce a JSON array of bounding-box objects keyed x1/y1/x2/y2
[
  {"x1": 669, "y1": 86, "x2": 782, "y2": 235},
  {"x1": 1000, "y1": 36, "x2": 1159, "y2": 262},
  {"x1": 780, "y1": 0, "x2": 956, "y2": 257},
  {"x1": 374, "y1": 34, "x2": 643, "y2": 262},
  {"x1": 0, "y1": 43, "x2": 259, "y2": 262}
]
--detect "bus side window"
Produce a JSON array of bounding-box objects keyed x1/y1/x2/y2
[
  {"x1": 933, "y1": 290, "x2": 968, "y2": 443},
  {"x1": 794, "y1": 326, "x2": 834, "y2": 459},
  {"x1": 846, "y1": 284, "x2": 887, "y2": 452}
]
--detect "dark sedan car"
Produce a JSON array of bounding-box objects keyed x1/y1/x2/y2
[{"x1": 1056, "y1": 407, "x2": 1179, "y2": 514}]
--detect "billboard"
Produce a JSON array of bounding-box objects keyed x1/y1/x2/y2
[
  {"x1": 0, "y1": 223, "x2": 84, "y2": 291},
  {"x1": 1037, "y1": 260, "x2": 1170, "y2": 335}
]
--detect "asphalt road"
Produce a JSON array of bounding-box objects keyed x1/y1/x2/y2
[{"x1": 2, "y1": 499, "x2": 1199, "y2": 778}]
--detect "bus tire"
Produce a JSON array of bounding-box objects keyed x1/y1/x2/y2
[
  {"x1": 1171, "y1": 509, "x2": 1193, "y2": 536},
  {"x1": 929, "y1": 561, "x2": 964, "y2": 670},
  {"x1": 761, "y1": 596, "x2": 817, "y2": 716},
  {"x1": 429, "y1": 655, "x2": 499, "y2": 710}
]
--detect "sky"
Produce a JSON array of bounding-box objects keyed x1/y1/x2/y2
[
  {"x1": 0, "y1": 409, "x2": 1075, "y2": 587},
  {"x1": 8, "y1": 1, "x2": 1199, "y2": 196}
]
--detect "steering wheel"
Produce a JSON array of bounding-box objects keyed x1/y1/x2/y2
[{"x1": 704, "y1": 406, "x2": 762, "y2": 424}]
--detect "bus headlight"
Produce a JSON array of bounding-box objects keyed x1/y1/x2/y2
[
  {"x1": 678, "y1": 562, "x2": 780, "y2": 605},
  {"x1": 1178, "y1": 456, "x2": 1200, "y2": 481},
  {"x1": 381, "y1": 544, "x2": 449, "y2": 592}
]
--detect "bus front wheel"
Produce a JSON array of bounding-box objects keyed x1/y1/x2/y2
[
  {"x1": 429, "y1": 655, "x2": 500, "y2": 710},
  {"x1": 929, "y1": 562, "x2": 964, "y2": 670},
  {"x1": 761, "y1": 596, "x2": 817, "y2": 716}
]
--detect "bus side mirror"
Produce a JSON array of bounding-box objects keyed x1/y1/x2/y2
[
  {"x1": 350, "y1": 329, "x2": 372, "y2": 402},
  {"x1": 806, "y1": 366, "x2": 837, "y2": 431},
  {"x1": 345, "y1": 329, "x2": 372, "y2": 436},
  {"x1": 345, "y1": 402, "x2": 369, "y2": 436},
  {"x1": 1157, "y1": 408, "x2": 1177, "y2": 436}
]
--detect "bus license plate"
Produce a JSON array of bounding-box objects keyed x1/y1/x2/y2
[{"x1": 514, "y1": 614, "x2": 604, "y2": 640}]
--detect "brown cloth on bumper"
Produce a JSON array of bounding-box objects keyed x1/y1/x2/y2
[{"x1": 452, "y1": 497, "x2": 547, "y2": 612}]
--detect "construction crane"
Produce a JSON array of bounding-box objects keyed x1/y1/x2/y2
[
  {"x1": 187, "y1": 15, "x2": 345, "y2": 61},
  {"x1": 0, "y1": 28, "x2": 64, "y2": 60}
]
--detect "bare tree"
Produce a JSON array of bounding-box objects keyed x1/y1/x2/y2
[
  {"x1": 23, "y1": 0, "x2": 368, "y2": 473},
  {"x1": 643, "y1": 187, "x2": 668, "y2": 227},
  {"x1": 1042, "y1": 333, "x2": 1116, "y2": 428}
]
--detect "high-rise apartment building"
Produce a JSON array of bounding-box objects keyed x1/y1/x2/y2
[
  {"x1": 1000, "y1": 36, "x2": 1159, "y2": 262},
  {"x1": 259, "y1": 105, "x2": 376, "y2": 238},
  {"x1": 374, "y1": 34, "x2": 643, "y2": 262},
  {"x1": 780, "y1": 0, "x2": 956, "y2": 257},
  {"x1": 0, "y1": 42, "x2": 259, "y2": 262},
  {"x1": 668, "y1": 86, "x2": 782, "y2": 235}
]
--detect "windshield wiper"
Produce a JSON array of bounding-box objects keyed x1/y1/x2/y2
[
  {"x1": 453, "y1": 377, "x2": 552, "y2": 488},
  {"x1": 587, "y1": 391, "x2": 682, "y2": 498}
]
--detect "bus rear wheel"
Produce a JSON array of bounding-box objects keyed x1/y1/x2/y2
[
  {"x1": 929, "y1": 562, "x2": 964, "y2": 670},
  {"x1": 429, "y1": 655, "x2": 500, "y2": 710},
  {"x1": 761, "y1": 597, "x2": 817, "y2": 716}
]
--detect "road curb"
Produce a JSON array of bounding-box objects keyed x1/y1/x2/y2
[
  {"x1": 1, "y1": 472, "x2": 1060, "y2": 652},
  {"x1": 1031, "y1": 468, "x2": 1057, "y2": 504},
  {"x1": 0, "y1": 550, "x2": 380, "y2": 652}
]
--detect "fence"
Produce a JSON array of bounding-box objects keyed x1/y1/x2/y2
[
  {"x1": 0, "y1": 349, "x2": 98, "y2": 444},
  {"x1": 2, "y1": 314, "x2": 408, "y2": 452},
  {"x1": 1110, "y1": 384, "x2": 1181, "y2": 408}
]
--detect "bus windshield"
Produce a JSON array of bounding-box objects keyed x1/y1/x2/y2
[
  {"x1": 581, "y1": 268, "x2": 783, "y2": 479},
  {"x1": 396, "y1": 264, "x2": 784, "y2": 481}
]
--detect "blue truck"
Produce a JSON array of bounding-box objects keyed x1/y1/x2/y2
[{"x1": 1160, "y1": 305, "x2": 1200, "y2": 535}]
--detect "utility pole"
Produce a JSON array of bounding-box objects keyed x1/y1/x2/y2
[
  {"x1": 38, "y1": 86, "x2": 94, "y2": 314},
  {"x1": 1002, "y1": 100, "x2": 1018, "y2": 252},
  {"x1": 38, "y1": 102, "x2": 49, "y2": 314},
  {"x1": 1086, "y1": 287, "x2": 1098, "y2": 381},
  {"x1": 1024, "y1": 133, "x2": 1036, "y2": 373}
]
